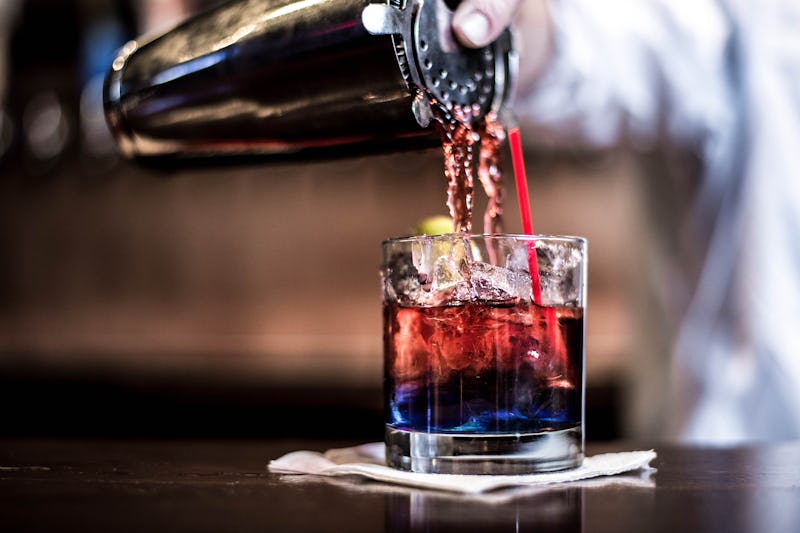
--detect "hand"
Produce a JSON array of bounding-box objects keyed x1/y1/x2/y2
[
  {"x1": 452, "y1": 0, "x2": 553, "y2": 91},
  {"x1": 452, "y1": 0, "x2": 520, "y2": 48}
]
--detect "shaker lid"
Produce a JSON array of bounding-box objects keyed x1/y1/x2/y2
[{"x1": 362, "y1": 0, "x2": 516, "y2": 127}]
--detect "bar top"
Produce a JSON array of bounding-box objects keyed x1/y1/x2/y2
[{"x1": 1, "y1": 439, "x2": 799, "y2": 532}]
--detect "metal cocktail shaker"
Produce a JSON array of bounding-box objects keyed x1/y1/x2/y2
[{"x1": 103, "y1": 0, "x2": 515, "y2": 163}]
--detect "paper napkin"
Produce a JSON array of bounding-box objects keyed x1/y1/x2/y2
[{"x1": 268, "y1": 442, "x2": 656, "y2": 494}]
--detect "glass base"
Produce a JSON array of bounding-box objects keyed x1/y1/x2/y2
[{"x1": 385, "y1": 426, "x2": 583, "y2": 474}]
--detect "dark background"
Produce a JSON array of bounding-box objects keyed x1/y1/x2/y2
[{"x1": 0, "y1": 0, "x2": 643, "y2": 442}]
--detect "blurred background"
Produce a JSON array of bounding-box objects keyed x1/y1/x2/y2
[{"x1": 0, "y1": 0, "x2": 649, "y2": 441}]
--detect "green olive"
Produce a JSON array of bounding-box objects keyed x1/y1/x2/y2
[{"x1": 414, "y1": 215, "x2": 454, "y2": 236}]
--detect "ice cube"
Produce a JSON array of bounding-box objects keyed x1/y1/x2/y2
[
  {"x1": 512, "y1": 270, "x2": 534, "y2": 301},
  {"x1": 407, "y1": 235, "x2": 475, "y2": 304},
  {"x1": 506, "y1": 244, "x2": 531, "y2": 272},
  {"x1": 383, "y1": 251, "x2": 422, "y2": 306},
  {"x1": 537, "y1": 241, "x2": 584, "y2": 305},
  {"x1": 412, "y1": 235, "x2": 475, "y2": 275},
  {"x1": 432, "y1": 255, "x2": 465, "y2": 290},
  {"x1": 469, "y1": 262, "x2": 517, "y2": 302},
  {"x1": 411, "y1": 239, "x2": 435, "y2": 279}
]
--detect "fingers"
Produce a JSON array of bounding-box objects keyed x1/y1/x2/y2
[
  {"x1": 452, "y1": 0, "x2": 522, "y2": 48},
  {"x1": 453, "y1": 0, "x2": 554, "y2": 92}
]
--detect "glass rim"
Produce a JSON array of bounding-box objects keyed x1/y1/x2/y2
[{"x1": 382, "y1": 233, "x2": 587, "y2": 246}]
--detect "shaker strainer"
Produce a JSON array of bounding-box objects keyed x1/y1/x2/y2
[{"x1": 104, "y1": 0, "x2": 516, "y2": 162}]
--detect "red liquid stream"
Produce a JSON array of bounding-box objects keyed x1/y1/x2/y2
[
  {"x1": 476, "y1": 112, "x2": 505, "y2": 236},
  {"x1": 433, "y1": 105, "x2": 476, "y2": 234},
  {"x1": 427, "y1": 96, "x2": 568, "y2": 366},
  {"x1": 432, "y1": 105, "x2": 506, "y2": 236}
]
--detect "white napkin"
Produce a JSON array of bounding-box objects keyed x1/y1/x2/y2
[{"x1": 268, "y1": 442, "x2": 656, "y2": 494}]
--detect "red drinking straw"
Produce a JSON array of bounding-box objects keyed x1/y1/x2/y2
[
  {"x1": 508, "y1": 126, "x2": 566, "y2": 363},
  {"x1": 508, "y1": 127, "x2": 543, "y2": 303}
]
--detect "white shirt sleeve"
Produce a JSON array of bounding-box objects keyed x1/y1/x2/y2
[
  {"x1": 515, "y1": 0, "x2": 800, "y2": 443},
  {"x1": 514, "y1": 0, "x2": 736, "y2": 151}
]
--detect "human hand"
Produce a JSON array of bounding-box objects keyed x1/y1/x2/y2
[{"x1": 452, "y1": 0, "x2": 553, "y2": 91}]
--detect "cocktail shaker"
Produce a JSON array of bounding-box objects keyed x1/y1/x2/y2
[{"x1": 103, "y1": 0, "x2": 515, "y2": 163}]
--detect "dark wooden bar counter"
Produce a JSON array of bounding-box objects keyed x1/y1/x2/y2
[{"x1": 1, "y1": 439, "x2": 799, "y2": 532}]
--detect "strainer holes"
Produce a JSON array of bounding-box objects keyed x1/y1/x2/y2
[
  {"x1": 439, "y1": 69, "x2": 448, "y2": 79},
  {"x1": 423, "y1": 59, "x2": 432, "y2": 69},
  {"x1": 420, "y1": 40, "x2": 428, "y2": 51}
]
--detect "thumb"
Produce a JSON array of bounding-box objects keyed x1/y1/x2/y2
[{"x1": 452, "y1": 0, "x2": 521, "y2": 48}]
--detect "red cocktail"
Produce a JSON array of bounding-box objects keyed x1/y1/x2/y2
[{"x1": 382, "y1": 234, "x2": 586, "y2": 473}]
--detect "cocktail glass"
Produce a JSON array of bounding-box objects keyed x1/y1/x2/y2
[{"x1": 382, "y1": 234, "x2": 587, "y2": 474}]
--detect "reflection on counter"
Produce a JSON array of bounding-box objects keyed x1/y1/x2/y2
[
  {"x1": 386, "y1": 487, "x2": 583, "y2": 532},
  {"x1": 275, "y1": 461, "x2": 657, "y2": 531}
]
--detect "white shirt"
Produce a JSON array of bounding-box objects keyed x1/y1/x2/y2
[{"x1": 515, "y1": 0, "x2": 800, "y2": 443}]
